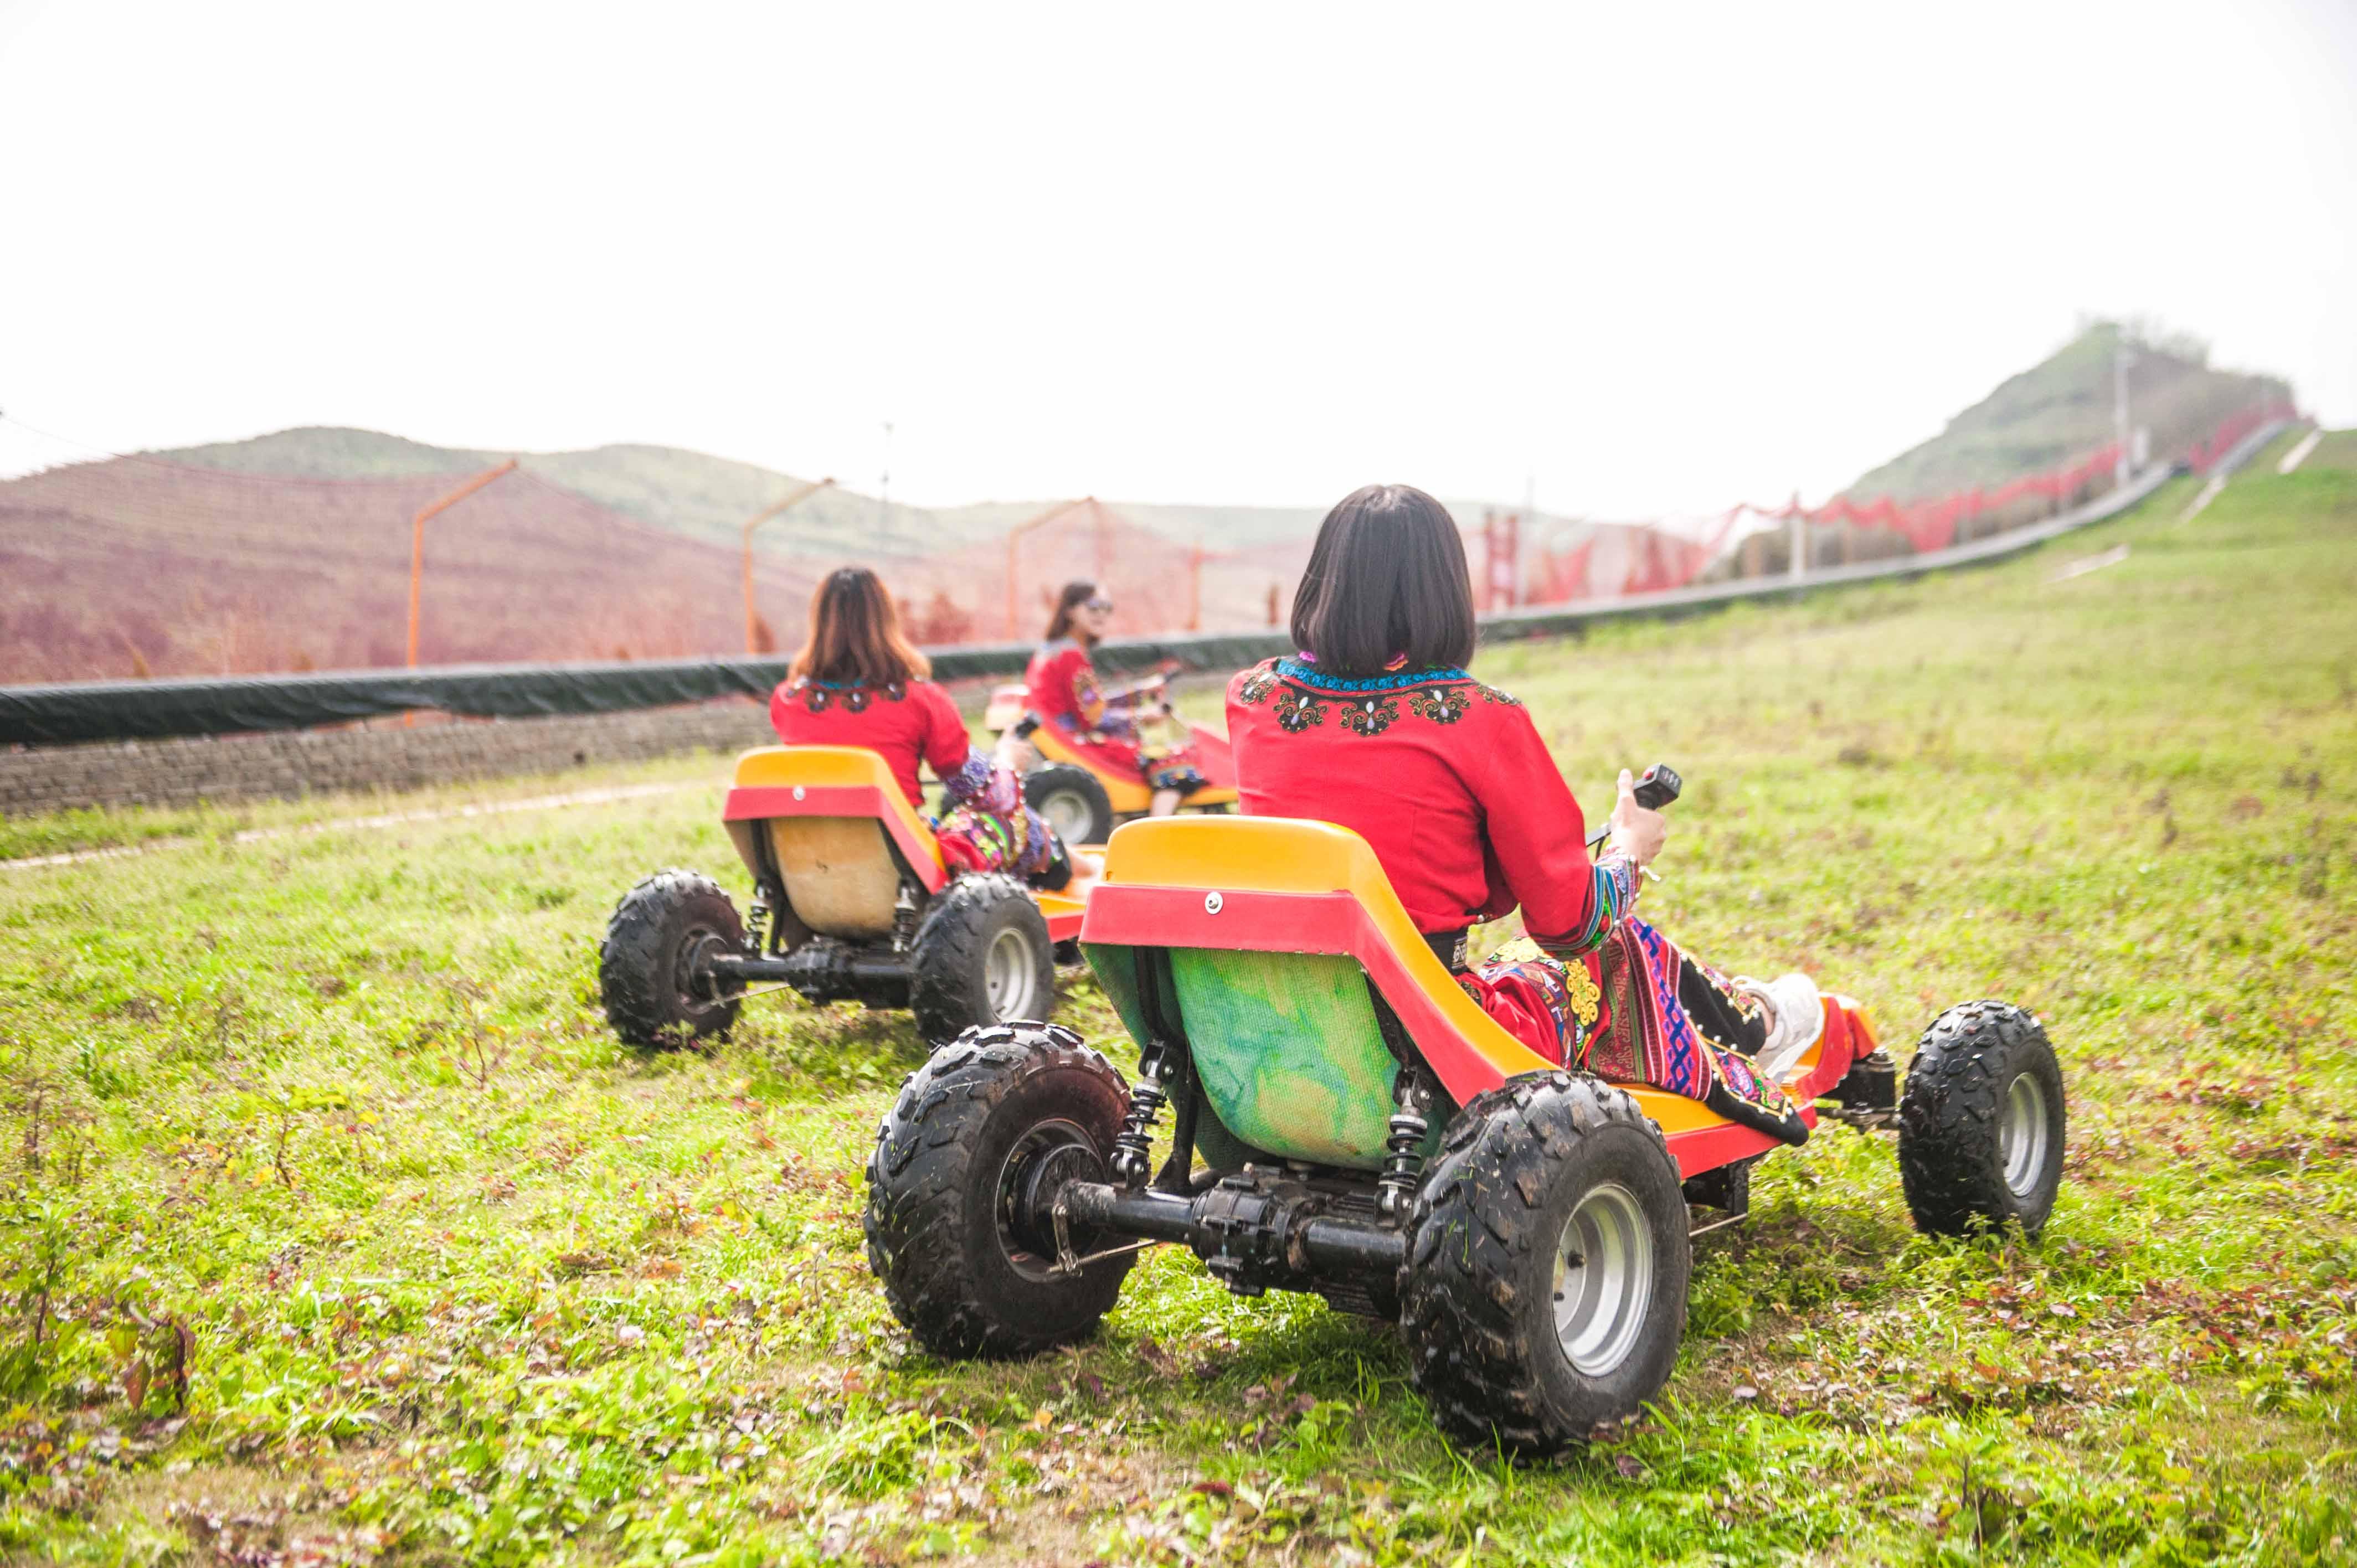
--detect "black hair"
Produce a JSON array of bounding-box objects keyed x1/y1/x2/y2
[
  {"x1": 1289, "y1": 484, "x2": 1475, "y2": 678},
  {"x1": 1044, "y1": 580, "x2": 1102, "y2": 645}
]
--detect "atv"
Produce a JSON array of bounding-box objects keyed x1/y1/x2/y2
[
  {"x1": 862, "y1": 803, "x2": 2067, "y2": 1453},
  {"x1": 981, "y1": 674, "x2": 1241, "y2": 847},
  {"x1": 599, "y1": 746, "x2": 1090, "y2": 1048}
]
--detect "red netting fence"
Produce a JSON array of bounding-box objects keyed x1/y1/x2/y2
[{"x1": 0, "y1": 396, "x2": 2297, "y2": 685}]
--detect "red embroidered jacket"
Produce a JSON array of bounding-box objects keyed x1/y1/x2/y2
[
  {"x1": 1226, "y1": 658, "x2": 1627, "y2": 953},
  {"x1": 1025, "y1": 639, "x2": 1138, "y2": 739},
  {"x1": 768, "y1": 677, "x2": 970, "y2": 807}
]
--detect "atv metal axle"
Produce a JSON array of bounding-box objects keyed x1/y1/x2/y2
[
  {"x1": 1061, "y1": 1174, "x2": 1406, "y2": 1294},
  {"x1": 705, "y1": 949, "x2": 907, "y2": 986}
]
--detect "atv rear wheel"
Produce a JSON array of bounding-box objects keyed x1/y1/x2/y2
[
  {"x1": 1898, "y1": 1000, "x2": 2066, "y2": 1237},
  {"x1": 599, "y1": 870, "x2": 744, "y2": 1048},
  {"x1": 864, "y1": 1023, "x2": 1136, "y2": 1358},
  {"x1": 1023, "y1": 765, "x2": 1114, "y2": 848},
  {"x1": 909, "y1": 874, "x2": 1057, "y2": 1043},
  {"x1": 1401, "y1": 1072, "x2": 1690, "y2": 1455}
]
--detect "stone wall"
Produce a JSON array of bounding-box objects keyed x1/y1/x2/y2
[{"x1": 1, "y1": 701, "x2": 778, "y2": 816}]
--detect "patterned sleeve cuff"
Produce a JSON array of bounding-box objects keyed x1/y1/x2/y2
[{"x1": 1539, "y1": 849, "x2": 1642, "y2": 958}]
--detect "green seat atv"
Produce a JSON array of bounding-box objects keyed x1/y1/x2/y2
[{"x1": 862, "y1": 814, "x2": 2067, "y2": 1453}]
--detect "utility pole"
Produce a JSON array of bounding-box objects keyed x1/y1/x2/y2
[
  {"x1": 1521, "y1": 472, "x2": 1537, "y2": 606},
  {"x1": 408, "y1": 460, "x2": 519, "y2": 668},
  {"x1": 741, "y1": 477, "x2": 836, "y2": 653},
  {"x1": 2114, "y1": 341, "x2": 2133, "y2": 488}
]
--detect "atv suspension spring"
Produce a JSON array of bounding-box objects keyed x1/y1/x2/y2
[
  {"x1": 1110, "y1": 1059, "x2": 1167, "y2": 1190},
  {"x1": 1377, "y1": 1076, "x2": 1432, "y2": 1221},
  {"x1": 744, "y1": 898, "x2": 770, "y2": 957}
]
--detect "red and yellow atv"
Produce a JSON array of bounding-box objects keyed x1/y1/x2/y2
[
  {"x1": 982, "y1": 675, "x2": 1240, "y2": 847},
  {"x1": 863, "y1": 808, "x2": 2067, "y2": 1453},
  {"x1": 599, "y1": 746, "x2": 1090, "y2": 1048}
]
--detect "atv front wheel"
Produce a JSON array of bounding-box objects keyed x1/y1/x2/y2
[
  {"x1": 1898, "y1": 1000, "x2": 2065, "y2": 1237},
  {"x1": 864, "y1": 1023, "x2": 1136, "y2": 1358},
  {"x1": 909, "y1": 874, "x2": 1057, "y2": 1043},
  {"x1": 1401, "y1": 1072, "x2": 1690, "y2": 1454},
  {"x1": 599, "y1": 870, "x2": 744, "y2": 1048},
  {"x1": 1023, "y1": 765, "x2": 1114, "y2": 848}
]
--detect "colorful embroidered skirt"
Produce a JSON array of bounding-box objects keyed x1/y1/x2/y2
[
  {"x1": 932, "y1": 751, "x2": 1059, "y2": 882},
  {"x1": 1460, "y1": 925, "x2": 1805, "y2": 1144}
]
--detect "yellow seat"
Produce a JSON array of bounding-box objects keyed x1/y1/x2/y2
[
  {"x1": 724, "y1": 746, "x2": 943, "y2": 940},
  {"x1": 1083, "y1": 816, "x2": 1740, "y2": 1147},
  {"x1": 1031, "y1": 722, "x2": 1241, "y2": 814}
]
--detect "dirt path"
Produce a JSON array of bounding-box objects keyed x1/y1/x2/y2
[{"x1": 1, "y1": 780, "x2": 693, "y2": 873}]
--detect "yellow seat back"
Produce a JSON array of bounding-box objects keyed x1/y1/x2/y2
[{"x1": 724, "y1": 747, "x2": 942, "y2": 938}]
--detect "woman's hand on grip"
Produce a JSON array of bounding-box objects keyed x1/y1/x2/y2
[{"x1": 1607, "y1": 767, "x2": 1668, "y2": 868}]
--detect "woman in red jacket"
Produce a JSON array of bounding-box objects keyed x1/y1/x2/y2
[
  {"x1": 1226, "y1": 486, "x2": 1825, "y2": 1143},
  {"x1": 771, "y1": 568, "x2": 1064, "y2": 884},
  {"x1": 1025, "y1": 581, "x2": 1206, "y2": 817}
]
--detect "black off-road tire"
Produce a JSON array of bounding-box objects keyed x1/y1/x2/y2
[
  {"x1": 599, "y1": 870, "x2": 744, "y2": 1048},
  {"x1": 908, "y1": 874, "x2": 1057, "y2": 1044},
  {"x1": 1899, "y1": 1000, "x2": 2066, "y2": 1237},
  {"x1": 1400, "y1": 1072, "x2": 1690, "y2": 1455},
  {"x1": 864, "y1": 1023, "x2": 1136, "y2": 1358},
  {"x1": 1023, "y1": 765, "x2": 1115, "y2": 848}
]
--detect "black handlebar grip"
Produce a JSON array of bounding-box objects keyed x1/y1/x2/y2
[
  {"x1": 1586, "y1": 762, "x2": 1683, "y2": 850},
  {"x1": 1631, "y1": 762, "x2": 1681, "y2": 812}
]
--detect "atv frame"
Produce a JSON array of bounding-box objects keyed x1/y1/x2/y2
[
  {"x1": 599, "y1": 746, "x2": 1088, "y2": 1048},
  {"x1": 981, "y1": 680, "x2": 1241, "y2": 846},
  {"x1": 864, "y1": 814, "x2": 2068, "y2": 1453}
]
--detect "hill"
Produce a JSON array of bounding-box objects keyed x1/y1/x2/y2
[
  {"x1": 1847, "y1": 320, "x2": 2291, "y2": 501},
  {"x1": 0, "y1": 321, "x2": 2298, "y2": 684},
  {"x1": 155, "y1": 427, "x2": 959, "y2": 561},
  {"x1": 0, "y1": 458, "x2": 822, "y2": 683}
]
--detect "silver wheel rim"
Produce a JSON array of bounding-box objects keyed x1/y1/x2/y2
[
  {"x1": 1553, "y1": 1182, "x2": 1654, "y2": 1377},
  {"x1": 1039, "y1": 790, "x2": 1093, "y2": 845},
  {"x1": 984, "y1": 926, "x2": 1038, "y2": 1020},
  {"x1": 1999, "y1": 1071, "x2": 2050, "y2": 1198}
]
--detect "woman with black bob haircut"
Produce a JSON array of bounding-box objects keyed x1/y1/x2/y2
[
  {"x1": 1289, "y1": 485, "x2": 1477, "y2": 679},
  {"x1": 1227, "y1": 484, "x2": 1842, "y2": 1141},
  {"x1": 771, "y1": 566, "x2": 1066, "y2": 885}
]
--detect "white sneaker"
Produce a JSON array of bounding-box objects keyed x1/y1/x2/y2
[{"x1": 1742, "y1": 972, "x2": 1824, "y2": 1084}]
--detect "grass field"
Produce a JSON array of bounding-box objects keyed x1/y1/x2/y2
[{"x1": 1, "y1": 450, "x2": 2353, "y2": 1566}]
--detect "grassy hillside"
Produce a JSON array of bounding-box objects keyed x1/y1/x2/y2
[
  {"x1": 0, "y1": 460, "x2": 821, "y2": 683},
  {"x1": 1847, "y1": 321, "x2": 2292, "y2": 503},
  {"x1": 156, "y1": 428, "x2": 955, "y2": 563},
  {"x1": 2, "y1": 442, "x2": 2351, "y2": 1564}
]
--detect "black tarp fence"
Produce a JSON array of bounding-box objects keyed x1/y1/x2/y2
[{"x1": 0, "y1": 451, "x2": 2211, "y2": 749}]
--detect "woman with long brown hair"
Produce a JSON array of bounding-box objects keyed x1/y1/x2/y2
[
  {"x1": 772, "y1": 567, "x2": 1063, "y2": 883},
  {"x1": 1226, "y1": 486, "x2": 1841, "y2": 1141},
  {"x1": 1025, "y1": 580, "x2": 1204, "y2": 818}
]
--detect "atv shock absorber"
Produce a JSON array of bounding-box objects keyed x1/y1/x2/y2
[
  {"x1": 1110, "y1": 1058, "x2": 1167, "y2": 1190},
  {"x1": 1113, "y1": 947, "x2": 1182, "y2": 1189},
  {"x1": 1377, "y1": 1073, "x2": 1433, "y2": 1221}
]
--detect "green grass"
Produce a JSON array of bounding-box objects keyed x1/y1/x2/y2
[{"x1": 1, "y1": 457, "x2": 2353, "y2": 1565}]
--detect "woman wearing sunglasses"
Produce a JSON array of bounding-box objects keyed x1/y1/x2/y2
[{"x1": 1025, "y1": 581, "x2": 1205, "y2": 818}]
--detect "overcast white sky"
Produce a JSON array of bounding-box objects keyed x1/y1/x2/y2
[{"x1": 1, "y1": 1, "x2": 2350, "y2": 517}]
